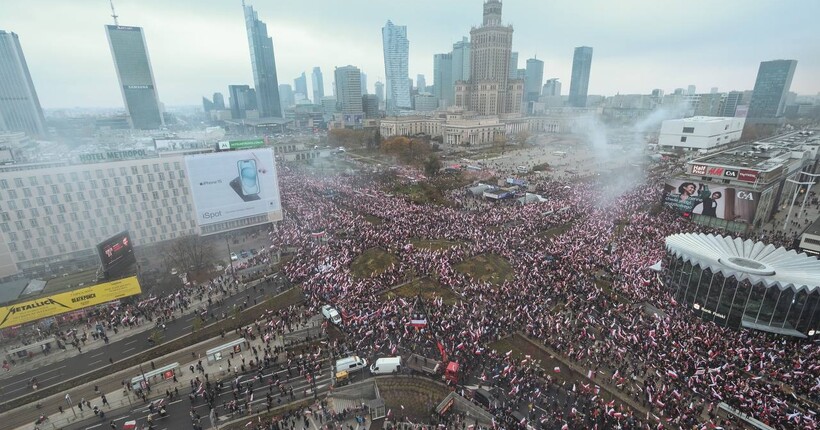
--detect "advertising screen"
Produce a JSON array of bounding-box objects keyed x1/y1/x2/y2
[
  {"x1": 184, "y1": 148, "x2": 281, "y2": 226},
  {"x1": 97, "y1": 231, "x2": 136, "y2": 277},
  {"x1": 0, "y1": 276, "x2": 142, "y2": 329},
  {"x1": 662, "y1": 180, "x2": 759, "y2": 223}
]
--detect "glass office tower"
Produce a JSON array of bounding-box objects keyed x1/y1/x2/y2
[{"x1": 105, "y1": 25, "x2": 164, "y2": 130}]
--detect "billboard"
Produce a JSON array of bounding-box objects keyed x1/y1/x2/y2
[
  {"x1": 184, "y1": 148, "x2": 281, "y2": 226},
  {"x1": 217, "y1": 139, "x2": 265, "y2": 151},
  {"x1": 662, "y1": 180, "x2": 759, "y2": 223},
  {"x1": 97, "y1": 231, "x2": 136, "y2": 277},
  {"x1": 0, "y1": 276, "x2": 142, "y2": 329}
]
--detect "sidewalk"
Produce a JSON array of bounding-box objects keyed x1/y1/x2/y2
[
  {"x1": 760, "y1": 181, "x2": 819, "y2": 239},
  {"x1": 1, "y1": 282, "x2": 235, "y2": 378},
  {"x1": 13, "y1": 313, "x2": 325, "y2": 430}
]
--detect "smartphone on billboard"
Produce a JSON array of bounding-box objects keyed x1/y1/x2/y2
[{"x1": 237, "y1": 159, "x2": 260, "y2": 196}]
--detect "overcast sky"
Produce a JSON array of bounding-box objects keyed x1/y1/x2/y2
[{"x1": 3, "y1": 0, "x2": 819, "y2": 109}]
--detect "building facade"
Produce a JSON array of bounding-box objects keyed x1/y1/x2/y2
[
  {"x1": 382, "y1": 20, "x2": 412, "y2": 113},
  {"x1": 228, "y1": 85, "x2": 255, "y2": 119},
  {"x1": 664, "y1": 233, "x2": 819, "y2": 337},
  {"x1": 0, "y1": 31, "x2": 46, "y2": 136},
  {"x1": 451, "y1": 37, "x2": 471, "y2": 83},
  {"x1": 658, "y1": 117, "x2": 745, "y2": 152},
  {"x1": 362, "y1": 94, "x2": 379, "y2": 118},
  {"x1": 413, "y1": 94, "x2": 438, "y2": 112},
  {"x1": 243, "y1": 4, "x2": 282, "y2": 118},
  {"x1": 105, "y1": 25, "x2": 164, "y2": 130},
  {"x1": 568, "y1": 46, "x2": 593, "y2": 108},
  {"x1": 747, "y1": 60, "x2": 797, "y2": 123},
  {"x1": 454, "y1": 0, "x2": 523, "y2": 116},
  {"x1": 542, "y1": 78, "x2": 561, "y2": 97},
  {"x1": 278, "y1": 84, "x2": 294, "y2": 110}
]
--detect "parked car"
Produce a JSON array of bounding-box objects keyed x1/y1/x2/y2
[{"x1": 230, "y1": 252, "x2": 238, "y2": 261}]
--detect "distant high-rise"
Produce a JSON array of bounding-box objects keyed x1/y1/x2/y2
[
  {"x1": 710, "y1": 87, "x2": 719, "y2": 94},
  {"x1": 451, "y1": 37, "x2": 471, "y2": 82},
  {"x1": 374, "y1": 81, "x2": 385, "y2": 104},
  {"x1": 278, "y1": 84, "x2": 294, "y2": 109},
  {"x1": 382, "y1": 20, "x2": 411, "y2": 113},
  {"x1": 455, "y1": 0, "x2": 523, "y2": 115},
  {"x1": 568, "y1": 46, "x2": 593, "y2": 108},
  {"x1": 525, "y1": 58, "x2": 544, "y2": 112},
  {"x1": 509, "y1": 52, "x2": 519, "y2": 79},
  {"x1": 542, "y1": 78, "x2": 561, "y2": 97},
  {"x1": 311, "y1": 67, "x2": 324, "y2": 104},
  {"x1": 294, "y1": 72, "x2": 308, "y2": 101},
  {"x1": 720, "y1": 90, "x2": 747, "y2": 117},
  {"x1": 0, "y1": 30, "x2": 46, "y2": 136},
  {"x1": 362, "y1": 94, "x2": 379, "y2": 118},
  {"x1": 228, "y1": 84, "x2": 254, "y2": 119},
  {"x1": 416, "y1": 74, "x2": 426, "y2": 93},
  {"x1": 433, "y1": 53, "x2": 453, "y2": 107},
  {"x1": 212, "y1": 92, "x2": 225, "y2": 110},
  {"x1": 243, "y1": 3, "x2": 282, "y2": 118},
  {"x1": 687, "y1": 85, "x2": 696, "y2": 95},
  {"x1": 105, "y1": 25, "x2": 164, "y2": 129},
  {"x1": 202, "y1": 97, "x2": 214, "y2": 112},
  {"x1": 360, "y1": 72, "x2": 368, "y2": 96},
  {"x1": 747, "y1": 60, "x2": 797, "y2": 121},
  {"x1": 334, "y1": 65, "x2": 363, "y2": 113}
]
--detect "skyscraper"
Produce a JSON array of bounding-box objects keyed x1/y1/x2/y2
[
  {"x1": 568, "y1": 46, "x2": 593, "y2": 107},
  {"x1": 311, "y1": 67, "x2": 324, "y2": 104},
  {"x1": 375, "y1": 81, "x2": 385, "y2": 104},
  {"x1": 362, "y1": 94, "x2": 379, "y2": 118},
  {"x1": 243, "y1": 3, "x2": 282, "y2": 118},
  {"x1": 451, "y1": 37, "x2": 471, "y2": 82},
  {"x1": 542, "y1": 78, "x2": 561, "y2": 97},
  {"x1": 508, "y1": 52, "x2": 518, "y2": 79},
  {"x1": 525, "y1": 58, "x2": 544, "y2": 112},
  {"x1": 747, "y1": 60, "x2": 797, "y2": 121},
  {"x1": 416, "y1": 74, "x2": 426, "y2": 93},
  {"x1": 433, "y1": 53, "x2": 453, "y2": 107},
  {"x1": 105, "y1": 25, "x2": 164, "y2": 129},
  {"x1": 212, "y1": 92, "x2": 225, "y2": 110},
  {"x1": 454, "y1": 0, "x2": 523, "y2": 115},
  {"x1": 360, "y1": 72, "x2": 368, "y2": 96},
  {"x1": 334, "y1": 65, "x2": 363, "y2": 113},
  {"x1": 294, "y1": 72, "x2": 308, "y2": 101},
  {"x1": 720, "y1": 90, "x2": 747, "y2": 117},
  {"x1": 382, "y1": 20, "x2": 411, "y2": 113},
  {"x1": 0, "y1": 30, "x2": 46, "y2": 136},
  {"x1": 278, "y1": 84, "x2": 294, "y2": 109},
  {"x1": 228, "y1": 84, "x2": 254, "y2": 119}
]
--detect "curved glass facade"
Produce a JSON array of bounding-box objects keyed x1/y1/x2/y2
[{"x1": 664, "y1": 253, "x2": 820, "y2": 337}]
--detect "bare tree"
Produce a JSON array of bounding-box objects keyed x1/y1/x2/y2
[{"x1": 164, "y1": 235, "x2": 216, "y2": 273}]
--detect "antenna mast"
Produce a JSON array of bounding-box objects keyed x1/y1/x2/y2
[{"x1": 109, "y1": 0, "x2": 119, "y2": 25}]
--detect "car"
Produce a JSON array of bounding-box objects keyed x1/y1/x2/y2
[
  {"x1": 321, "y1": 305, "x2": 343, "y2": 325},
  {"x1": 472, "y1": 388, "x2": 499, "y2": 410},
  {"x1": 230, "y1": 252, "x2": 238, "y2": 261},
  {"x1": 250, "y1": 248, "x2": 257, "y2": 255},
  {"x1": 240, "y1": 250, "x2": 250, "y2": 259}
]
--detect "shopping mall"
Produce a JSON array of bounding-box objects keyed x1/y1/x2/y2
[
  {"x1": 0, "y1": 141, "x2": 286, "y2": 281},
  {"x1": 664, "y1": 233, "x2": 820, "y2": 338},
  {"x1": 661, "y1": 131, "x2": 820, "y2": 232}
]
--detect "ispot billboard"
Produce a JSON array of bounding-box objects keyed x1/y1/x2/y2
[{"x1": 184, "y1": 148, "x2": 281, "y2": 226}]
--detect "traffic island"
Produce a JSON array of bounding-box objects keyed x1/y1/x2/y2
[
  {"x1": 381, "y1": 277, "x2": 458, "y2": 305},
  {"x1": 350, "y1": 248, "x2": 398, "y2": 279},
  {"x1": 454, "y1": 254, "x2": 513, "y2": 286}
]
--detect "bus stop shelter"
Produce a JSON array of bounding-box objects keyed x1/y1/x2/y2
[{"x1": 206, "y1": 338, "x2": 245, "y2": 363}]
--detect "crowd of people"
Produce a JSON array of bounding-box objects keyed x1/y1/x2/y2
[{"x1": 247, "y1": 156, "x2": 818, "y2": 430}]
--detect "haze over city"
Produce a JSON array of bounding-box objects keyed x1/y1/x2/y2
[{"x1": 3, "y1": 0, "x2": 819, "y2": 108}]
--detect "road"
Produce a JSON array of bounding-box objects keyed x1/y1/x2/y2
[
  {"x1": 1, "y1": 276, "x2": 287, "y2": 406},
  {"x1": 60, "y1": 360, "x2": 333, "y2": 430}
]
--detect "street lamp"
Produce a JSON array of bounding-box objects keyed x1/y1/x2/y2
[
  {"x1": 783, "y1": 178, "x2": 817, "y2": 231},
  {"x1": 798, "y1": 172, "x2": 820, "y2": 214}
]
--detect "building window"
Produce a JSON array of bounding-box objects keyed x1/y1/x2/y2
[
  {"x1": 680, "y1": 136, "x2": 687, "y2": 142},
  {"x1": 682, "y1": 127, "x2": 695, "y2": 133}
]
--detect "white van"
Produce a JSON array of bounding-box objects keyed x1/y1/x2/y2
[
  {"x1": 336, "y1": 356, "x2": 368, "y2": 373},
  {"x1": 517, "y1": 166, "x2": 528, "y2": 173},
  {"x1": 370, "y1": 356, "x2": 402, "y2": 375}
]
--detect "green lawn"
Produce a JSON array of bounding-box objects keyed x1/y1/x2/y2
[
  {"x1": 350, "y1": 247, "x2": 398, "y2": 279},
  {"x1": 363, "y1": 214, "x2": 383, "y2": 225},
  {"x1": 454, "y1": 253, "x2": 514, "y2": 286},
  {"x1": 383, "y1": 277, "x2": 458, "y2": 305}
]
